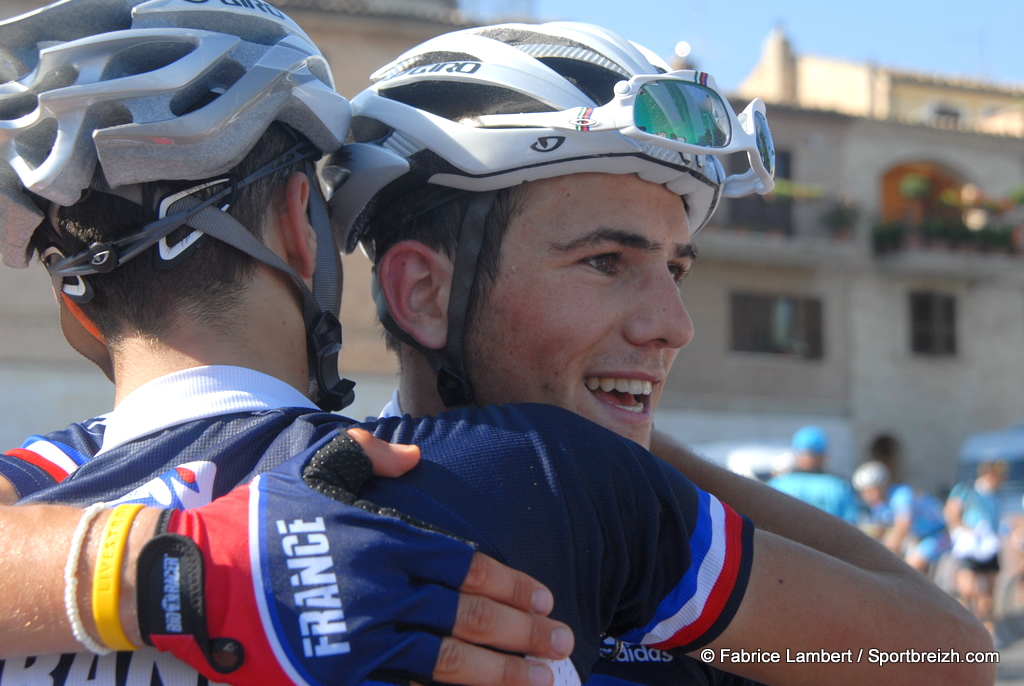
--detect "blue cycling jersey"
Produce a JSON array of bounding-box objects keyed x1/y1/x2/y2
[{"x1": 0, "y1": 367, "x2": 754, "y2": 686}]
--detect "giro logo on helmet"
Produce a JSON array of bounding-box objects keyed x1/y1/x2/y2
[
  {"x1": 181, "y1": 0, "x2": 288, "y2": 20},
  {"x1": 530, "y1": 136, "x2": 566, "y2": 153},
  {"x1": 393, "y1": 61, "x2": 482, "y2": 79}
]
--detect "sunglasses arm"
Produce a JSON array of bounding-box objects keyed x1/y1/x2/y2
[{"x1": 721, "y1": 168, "x2": 775, "y2": 198}]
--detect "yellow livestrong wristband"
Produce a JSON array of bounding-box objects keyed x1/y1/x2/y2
[{"x1": 92, "y1": 503, "x2": 145, "y2": 652}]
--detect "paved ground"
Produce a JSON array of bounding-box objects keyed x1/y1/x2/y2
[{"x1": 997, "y1": 614, "x2": 1024, "y2": 684}]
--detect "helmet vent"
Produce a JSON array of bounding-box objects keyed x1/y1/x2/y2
[
  {"x1": 518, "y1": 43, "x2": 629, "y2": 79},
  {"x1": 381, "y1": 81, "x2": 553, "y2": 121},
  {"x1": 534, "y1": 56, "x2": 626, "y2": 106},
  {"x1": 169, "y1": 61, "x2": 245, "y2": 117},
  {"x1": 100, "y1": 41, "x2": 196, "y2": 81},
  {"x1": 15, "y1": 119, "x2": 57, "y2": 170},
  {"x1": 473, "y1": 26, "x2": 592, "y2": 52},
  {"x1": 0, "y1": 65, "x2": 79, "y2": 121}
]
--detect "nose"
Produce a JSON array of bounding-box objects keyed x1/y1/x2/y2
[{"x1": 623, "y1": 269, "x2": 693, "y2": 351}]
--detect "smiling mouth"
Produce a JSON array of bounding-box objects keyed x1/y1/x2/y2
[{"x1": 584, "y1": 377, "x2": 653, "y2": 414}]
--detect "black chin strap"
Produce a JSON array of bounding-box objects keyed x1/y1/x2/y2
[
  {"x1": 371, "y1": 190, "x2": 498, "y2": 408},
  {"x1": 437, "y1": 191, "x2": 496, "y2": 407}
]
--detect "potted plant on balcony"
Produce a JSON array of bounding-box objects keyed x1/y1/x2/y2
[{"x1": 822, "y1": 199, "x2": 859, "y2": 240}]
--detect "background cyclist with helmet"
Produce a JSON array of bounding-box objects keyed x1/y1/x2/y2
[
  {"x1": 328, "y1": 21, "x2": 990, "y2": 685},
  {"x1": 853, "y1": 460, "x2": 952, "y2": 573},
  {"x1": 0, "y1": 4, "x2": 993, "y2": 685},
  {"x1": 767, "y1": 425, "x2": 861, "y2": 523}
]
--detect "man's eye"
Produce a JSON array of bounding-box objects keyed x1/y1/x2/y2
[
  {"x1": 584, "y1": 253, "x2": 620, "y2": 274},
  {"x1": 669, "y1": 262, "x2": 691, "y2": 283}
]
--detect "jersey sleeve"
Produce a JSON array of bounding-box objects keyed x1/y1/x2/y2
[
  {"x1": 888, "y1": 484, "x2": 915, "y2": 518},
  {"x1": 0, "y1": 436, "x2": 91, "y2": 498},
  {"x1": 357, "y1": 403, "x2": 755, "y2": 679}
]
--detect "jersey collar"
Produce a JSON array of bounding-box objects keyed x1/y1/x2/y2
[{"x1": 99, "y1": 366, "x2": 318, "y2": 455}]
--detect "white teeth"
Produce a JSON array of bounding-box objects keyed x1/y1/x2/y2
[{"x1": 584, "y1": 377, "x2": 654, "y2": 396}]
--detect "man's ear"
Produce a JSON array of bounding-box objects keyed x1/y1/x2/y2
[
  {"x1": 275, "y1": 171, "x2": 317, "y2": 285},
  {"x1": 376, "y1": 240, "x2": 453, "y2": 351}
]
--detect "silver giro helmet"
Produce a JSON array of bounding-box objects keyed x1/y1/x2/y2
[{"x1": 0, "y1": 0, "x2": 354, "y2": 409}]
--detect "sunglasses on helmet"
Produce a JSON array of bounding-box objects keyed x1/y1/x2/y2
[{"x1": 476, "y1": 70, "x2": 775, "y2": 198}]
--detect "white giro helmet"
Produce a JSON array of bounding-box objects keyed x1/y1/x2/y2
[
  {"x1": 0, "y1": 0, "x2": 354, "y2": 409},
  {"x1": 325, "y1": 21, "x2": 772, "y2": 406},
  {"x1": 329, "y1": 21, "x2": 765, "y2": 256},
  {"x1": 853, "y1": 460, "x2": 891, "y2": 491}
]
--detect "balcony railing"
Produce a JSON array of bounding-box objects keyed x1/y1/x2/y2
[{"x1": 873, "y1": 220, "x2": 1020, "y2": 256}]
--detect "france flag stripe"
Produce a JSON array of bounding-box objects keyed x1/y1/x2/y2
[
  {"x1": 19, "y1": 436, "x2": 87, "y2": 472},
  {"x1": 619, "y1": 490, "x2": 731, "y2": 645},
  {"x1": 652, "y1": 504, "x2": 747, "y2": 649}
]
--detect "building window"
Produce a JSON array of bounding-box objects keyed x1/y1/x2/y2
[
  {"x1": 730, "y1": 292, "x2": 823, "y2": 359},
  {"x1": 929, "y1": 102, "x2": 962, "y2": 129},
  {"x1": 909, "y1": 292, "x2": 956, "y2": 356}
]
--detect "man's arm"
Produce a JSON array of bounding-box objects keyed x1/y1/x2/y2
[
  {"x1": 650, "y1": 431, "x2": 994, "y2": 684},
  {"x1": 709, "y1": 528, "x2": 994, "y2": 685},
  {"x1": 0, "y1": 429, "x2": 575, "y2": 686},
  {"x1": 884, "y1": 513, "x2": 913, "y2": 553},
  {"x1": 0, "y1": 475, "x2": 16, "y2": 504},
  {"x1": 0, "y1": 503, "x2": 571, "y2": 685}
]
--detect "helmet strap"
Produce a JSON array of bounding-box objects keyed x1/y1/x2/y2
[
  {"x1": 437, "y1": 190, "x2": 497, "y2": 407},
  {"x1": 369, "y1": 190, "x2": 497, "y2": 408},
  {"x1": 43, "y1": 145, "x2": 355, "y2": 411}
]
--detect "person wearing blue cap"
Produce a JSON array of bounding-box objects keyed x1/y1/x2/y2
[{"x1": 768, "y1": 426, "x2": 861, "y2": 523}]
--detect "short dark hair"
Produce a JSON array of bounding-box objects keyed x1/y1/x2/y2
[
  {"x1": 31, "y1": 123, "x2": 310, "y2": 346},
  {"x1": 368, "y1": 183, "x2": 528, "y2": 352}
]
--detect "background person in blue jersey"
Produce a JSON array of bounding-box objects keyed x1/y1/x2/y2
[
  {"x1": 329, "y1": 21, "x2": 991, "y2": 686},
  {"x1": 945, "y1": 460, "x2": 1007, "y2": 634},
  {"x1": 852, "y1": 460, "x2": 952, "y2": 573},
  {"x1": 768, "y1": 425, "x2": 861, "y2": 523},
  {"x1": 0, "y1": 5, "x2": 994, "y2": 685}
]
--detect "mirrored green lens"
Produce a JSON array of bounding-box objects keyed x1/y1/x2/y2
[
  {"x1": 633, "y1": 80, "x2": 730, "y2": 148},
  {"x1": 753, "y1": 110, "x2": 775, "y2": 177}
]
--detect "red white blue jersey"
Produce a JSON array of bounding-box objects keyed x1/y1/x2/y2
[
  {"x1": 380, "y1": 392, "x2": 764, "y2": 686},
  {"x1": 0, "y1": 368, "x2": 753, "y2": 685}
]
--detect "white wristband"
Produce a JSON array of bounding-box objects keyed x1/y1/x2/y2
[{"x1": 64, "y1": 502, "x2": 114, "y2": 655}]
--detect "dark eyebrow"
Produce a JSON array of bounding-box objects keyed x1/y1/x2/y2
[
  {"x1": 550, "y1": 227, "x2": 697, "y2": 262},
  {"x1": 677, "y1": 243, "x2": 698, "y2": 261}
]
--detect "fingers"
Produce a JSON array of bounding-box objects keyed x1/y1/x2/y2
[
  {"x1": 461, "y1": 551, "x2": 555, "y2": 614},
  {"x1": 454, "y1": 553, "x2": 574, "y2": 660},
  {"x1": 433, "y1": 637, "x2": 563, "y2": 686},
  {"x1": 346, "y1": 427, "x2": 420, "y2": 477}
]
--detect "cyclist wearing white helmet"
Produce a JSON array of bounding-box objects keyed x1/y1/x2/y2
[
  {"x1": 325, "y1": 21, "x2": 992, "y2": 686},
  {"x1": 852, "y1": 460, "x2": 952, "y2": 573},
  {"x1": 329, "y1": 21, "x2": 773, "y2": 425}
]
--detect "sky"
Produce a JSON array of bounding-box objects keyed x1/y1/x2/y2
[{"x1": 494, "y1": 0, "x2": 1024, "y2": 93}]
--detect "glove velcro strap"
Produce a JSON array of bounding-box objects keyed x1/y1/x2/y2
[
  {"x1": 303, "y1": 431, "x2": 374, "y2": 504},
  {"x1": 303, "y1": 431, "x2": 474, "y2": 543},
  {"x1": 136, "y1": 514, "x2": 244, "y2": 674}
]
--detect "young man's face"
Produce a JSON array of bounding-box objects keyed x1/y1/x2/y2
[{"x1": 463, "y1": 172, "x2": 696, "y2": 448}]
